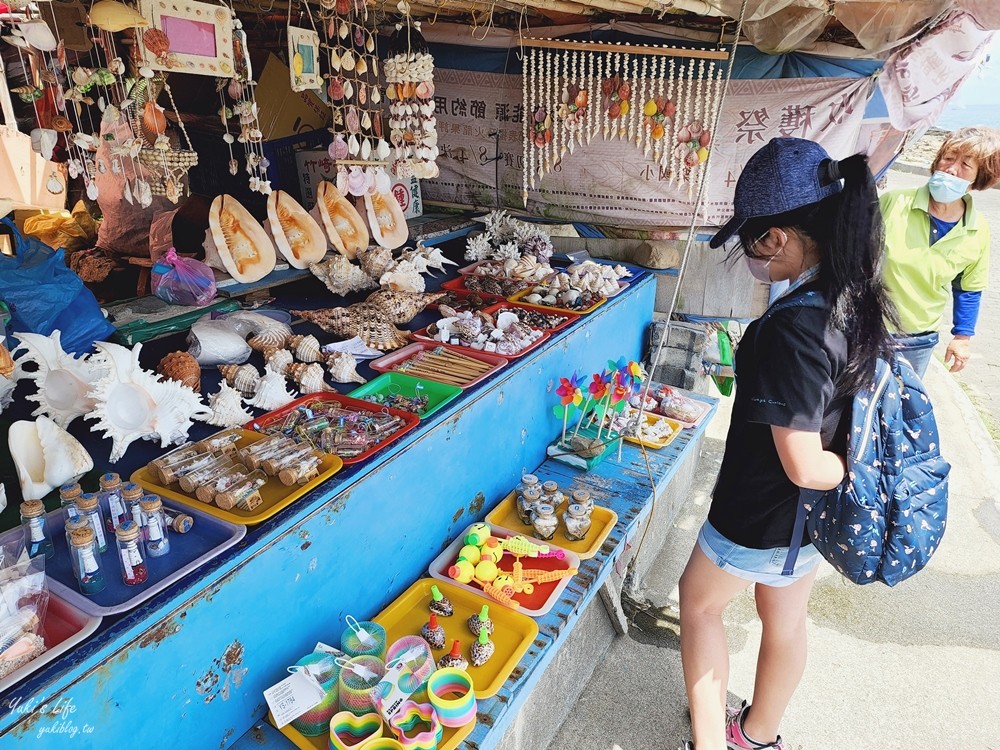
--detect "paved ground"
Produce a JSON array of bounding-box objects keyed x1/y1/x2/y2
[{"x1": 548, "y1": 168, "x2": 1000, "y2": 750}]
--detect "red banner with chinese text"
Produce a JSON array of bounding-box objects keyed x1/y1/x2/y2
[{"x1": 423, "y1": 70, "x2": 873, "y2": 229}]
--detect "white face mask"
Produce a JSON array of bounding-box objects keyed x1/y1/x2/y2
[{"x1": 744, "y1": 231, "x2": 782, "y2": 283}]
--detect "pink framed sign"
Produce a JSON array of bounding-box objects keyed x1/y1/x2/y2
[{"x1": 138, "y1": 0, "x2": 235, "y2": 77}]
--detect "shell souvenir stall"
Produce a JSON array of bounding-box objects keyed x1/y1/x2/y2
[{"x1": 3, "y1": 0, "x2": 975, "y2": 746}]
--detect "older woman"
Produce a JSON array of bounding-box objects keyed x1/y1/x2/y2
[{"x1": 881, "y1": 126, "x2": 1000, "y2": 377}]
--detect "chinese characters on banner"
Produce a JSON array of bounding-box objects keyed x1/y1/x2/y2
[{"x1": 422, "y1": 69, "x2": 873, "y2": 228}]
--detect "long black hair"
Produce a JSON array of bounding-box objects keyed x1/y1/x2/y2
[{"x1": 735, "y1": 154, "x2": 898, "y2": 395}]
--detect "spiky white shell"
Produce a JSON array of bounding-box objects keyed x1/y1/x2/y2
[
  {"x1": 12, "y1": 330, "x2": 105, "y2": 428},
  {"x1": 247, "y1": 365, "x2": 296, "y2": 410},
  {"x1": 379, "y1": 260, "x2": 425, "y2": 293},
  {"x1": 325, "y1": 351, "x2": 366, "y2": 384},
  {"x1": 9, "y1": 416, "x2": 94, "y2": 501},
  {"x1": 86, "y1": 342, "x2": 210, "y2": 462},
  {"x1": 308, "y1": 254, "x2": 376, "y2": 297},
  {"x1": 202, "y1": 381, "x2": 253, "y2": 428},
  {"x1": 0, "y1": 373, "x2": 17, "y2": 413}
]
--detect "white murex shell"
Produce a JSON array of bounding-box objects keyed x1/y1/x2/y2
[
  {"x1": 247, "y1": 364, "x2": 296, "y2": 410},
  {"x1": 379, "y1": 259, "x2": 425, "y2": 293},
  {"x1": 266, "y1": 347, "x2": 294, "y2": 377},
  {"x1": 201, "y1": 381, "x2": 253, "y2": 428},
  {"x1": 13, "y1": 330, "x2": 105, "y2": 428},
  {"x1": 9, "y1": 415, "x2": 94, "y2": 501},
  {"x1": 86, "y1": 342, "x2": 211, "y2": 462}
]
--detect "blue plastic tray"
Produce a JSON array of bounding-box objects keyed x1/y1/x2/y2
[{"x1": 1, "y1": 502, "x2": 246, "y2": 617}]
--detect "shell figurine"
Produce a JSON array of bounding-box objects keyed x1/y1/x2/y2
[
  {"x1": 265, "y1": 347, "x2": 294, "y2": 377},
  {"x1": 218, "y1": 364, "x2": 261, "y2": 397},
  {"x1": 363, "y1": 289, "x2": 444, "y2": 325},
  {"x1": 247, "y1": 364, "x2": 296, "y2": 410},
  {"x1": 308, "y1": 254, "x2": 376, "y2": 297},
  {"x1": 325, "y1": 351, "x2": 366, "y2": 384},
  {"x1": 156, "y1": 351, "x2": 201, "y2": 393},
  {"x1": 200, "y1": 381, "x2": 253, "y2": 428},
  {"x1": 286, "y1": 334, "x2": 323, "y2": 363},
  {"x1": 286, "y1": 362, "x2": 335, "y2": 393}
]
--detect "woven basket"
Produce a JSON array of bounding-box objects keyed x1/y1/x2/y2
[{"x1": 137, "y1": 147, "x2": 198, "y2": 172}]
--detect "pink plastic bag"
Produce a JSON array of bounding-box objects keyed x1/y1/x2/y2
[{"x1": 151, "y1": 248, "x2": 217, "y2": 307}]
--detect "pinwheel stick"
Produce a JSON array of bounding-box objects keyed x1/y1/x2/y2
[{"x1": 571, "y1": 394, "x2": 594, "y2": 441}]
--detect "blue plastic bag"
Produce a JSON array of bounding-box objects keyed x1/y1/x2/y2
[
  {"x1": 151, "y1": 247, "x2": 217, "y2": 307},
  {"x1": 0, "y1": 218, "x2": 114, "y2": 354}
]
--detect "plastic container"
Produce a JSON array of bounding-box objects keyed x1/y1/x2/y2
[
  {"x1": 348, "y1": 373, "x2": 462, "y2": 420},
  {"x1": 508, "y1": 287, "x2": 609, "y2": 316},
  {"x1": 623, "y1": 412, "x2": 684, "y2": 449},
  {"x1": 410, "y1": 322, "x2": 550, "y2": 360},
  {"x1": 369, "y1": 342, "x2": 509, "y2": 390},
  {"x1": 484, "y1": 301, "x2": 581, "y2": 333}
]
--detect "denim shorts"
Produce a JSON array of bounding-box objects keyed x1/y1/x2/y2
[{"x1": 697, "y1": 520, "x2": 821, "y2": 587}]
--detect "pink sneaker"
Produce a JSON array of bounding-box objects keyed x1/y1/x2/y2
[{"x1": 726, "y1": 702, "x2": 787, "y2": 750}]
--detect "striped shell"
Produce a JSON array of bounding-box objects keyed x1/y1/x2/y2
[
  {"x1": 364, "y1": 289, "x2": 443, "y2": 325},
  {"x1": 265, "y1": 347, "x2": 294, "y2": 377},
  {"x1": 287, "y1": 334, "x2": 322, "y2": 363},
  {"x1": 156, "y1": 351, "x2": 201, "y2": 393},
  {"x1": 285, "y1": 363, "x2": 334, "y2": 393},
  {"x1": 292, "y1": 307, "x2": 409, "y2": 351},
  {"x1": 248, "y1": 325, "x2": 292, "y2": 352},
  {"x1": 142, "y1": 28, "x2": 170, "y2": 57},
  {"x1": 218, "y1": 364, "x2": 261, "y2": 397},
  {"x1": 358, "y1": 245, "x2": 394, "y2": 280},
  {"x1": 325, "y1": 351, "x2": 366, "y2": 384}
]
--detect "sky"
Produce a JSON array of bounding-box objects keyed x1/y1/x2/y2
[{"x1": 948, "y1": 34, "x2": 1000, "y2": 108}]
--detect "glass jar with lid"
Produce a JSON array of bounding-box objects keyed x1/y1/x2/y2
[
  {"x1": 140, "y1": 494, "x2": 171, "y2": 558},
  {"x1": 115, "y1": 520, "x2": 149, "y2": 586},
  {"x1": 562, "y1": 503, "x2": 592, "y2": 541},
  {"x1": 530, "y1": 503, "x2": 558, "y2": 541}
]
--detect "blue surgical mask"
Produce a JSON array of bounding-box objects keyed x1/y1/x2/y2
[
  {"x1": 745, "y1": 251, "x2": 779, "y2": 283},
  {"x1": 928, "y1": 171, "x2": 971, "y2": 203}
]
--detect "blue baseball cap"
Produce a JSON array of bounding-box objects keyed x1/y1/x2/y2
[{"x1": 709, "y1": 137, "x2": 842, "y2": 249}]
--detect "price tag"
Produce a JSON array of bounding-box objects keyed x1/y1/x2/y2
[
  {"x1": 315, "y1": 641, "x2": 345, "y2": 658},
  {"x1": 263, "y1": 670, "x2": 325, "y2": 728}
]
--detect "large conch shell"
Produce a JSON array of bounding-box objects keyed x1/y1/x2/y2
[
  {"x1": 286, "y1": 362, "x2": 335, "y2": 393},
  {"x1": 293, "y1": 307, "x2": 410, "y2": 351},
  {"x1": 312, "y1": 180, "x2": 369, "y2": 259},
  {"x1": 9, "y1": 416, "x2": 94, "y2": 501},
  {"x1": 201, "y1": 381, "x2": 253, "y2": 428},
  {"x1": 286, "y1": 334, "x2": 322, "y2": 363},
  {"x1": 157, "y1": 351, "x2": 201, "y2": 392},
  {"x1": 187, "y1": 319, "x2": 253, "y2": 366},
  {"x1": 247, "y1": 364, "x2": 296, "y2": 410},
  {"x1": 266, "y1": 190, "x2": 327, "y2": 269},
  {"x1": 204, "y1": 194, "x2": 276, "y2": 284},
  {"x1": 379, "y1": 260, "x2": 425, "y2": 293},
  {"x1": 363, "y1": 289, "x2": 443, "y2": 325},
  {"x1": 325, "y1": 351, "x2": 366, "y2": 384},
  {"x1": 87, "y1": 342, "x2": 210, "y2": 462},
  {"x1": 308, "y1": 254, "x2": 376, "y2": 297},
  {"x1": 358, "y1": 245, "x2": 394, "y2": 279},
  {"x1": 364, "y1": 189, "x2": 408, "y2": 250},
  {"x1": 13, "y1": 330, "x2": 105, "y2": 429},
  {"x1": 265, "y1": 347, "x2": 294, "y2": 376},
  {"x1": 89, "y1": 0, "x2": 149, "y2": 32},
  {"x1": 218, "y1": 364, "x2": 261, "y2": 397}
]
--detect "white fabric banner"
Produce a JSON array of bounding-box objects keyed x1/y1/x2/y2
[{"x1": 423, "y1": 69, "x2": 872, "y2": 228}]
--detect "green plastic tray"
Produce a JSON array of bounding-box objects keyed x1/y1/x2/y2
[{"x1": 348, "y1": 372, "x2": 462, "y2": 420}]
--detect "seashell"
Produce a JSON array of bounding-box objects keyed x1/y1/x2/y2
[
  {"x1": 330, "y1": 135, "x2": 349, "y2": 160},
  {"x1": 341, "y1": 49, "x2": 355, "y2": 71},
  {"x1": 89, "y1": 0, "x2": 149, "y2": 32},
  {"x1": 324, "y1": 351, "x2": 366, "y2": 384},
  {"x1": 30, "y1": 128, "x2": 57, "y2": 161},
  {"x1": 286, "y1": 362, "x2": 334, "y2": 393},
  {"x1": 143, "y1": 27, "x2": 170, "y2": 56},
  {"x1": 247, "y1": 364, "x2": 296, "y2": 410},
  {"x1": 0, "y1": 344, "x2": 13, "y2": 379},
  {"x1": 9, "y1": 416, "x2": 93, "y2": 501},
  {"x1": 265, "y1": 347, "x2": 294, "y2": 376},
  {"x1": 379, "y1": 260, "x2": 425, "y2": 293},
  {"x1": 156, "y1": 351, "x2": 201, "y2": 392},
  {"x1": 87, "y1": 342, "x2": 210, "y2": 462},
  {"x1": 20, "y1": 19, "x2": 58, "y2": 51},
  {"x1": 201, "y1": 381, "x2": 253, "y2": 428},
  {"x1": 358, "y1": 245, "x2": 394, "y2": 280},
  {"x1": 363, "y1": 289, "x2": 443, "y2": 324},
  {"x1": 0, "y1": 373, "x2": 16, "y2": 414},
  {"x1": 364, "y1": 190, "x2": 408, "y2": 250},
  {"x1": 265, "y1": 190, "x2": 326, "y2": 269},
  {"x1": 293, "y1": 307, "x2": 410, "y2": 351},
  {"x1": 218, "y1": 363, "x2": 261, "y2": 397},
  {"x1": 311, "y1": 181, "x2": 369, "y2": 259},
  {"x1": 308, "y1": 254, "x2": 376, "y2": 297},
  {"x1": 348, "y1": 133, "x2": 360, "y2": 157},
  {"x1": 187, "y1": 320, "x2": 252, "y2": 366},
  {"x1": 347, "y1": 166, "x2": 367, "y2": 196},
  {"x1": 12, "y1": 330, "x2": 105, "y2": 429},
  {"x1": 50, "y1": 116, "x2": 73, "y2": 133},
  {"x1": 204, "y1": 194, "x2": 277, "y2": 283},
  {"x1": 412, "y1": 244, "x2": 457, "y2": 274},
  {"x1": 247, "y1": 326, "x2": 292, "y2": 352},
  {"x1": 143, "y1": 101, "x2": 167, "y2": 134},
  {"x1": 286, "y1": 334, "x2": 322, "y2": 363}
]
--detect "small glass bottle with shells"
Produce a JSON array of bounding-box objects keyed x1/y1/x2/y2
[
  {"x1": 69, "y1": 526, "x2": 107, "y2": 596},
  {"x1": 115, "y1": 520, "x2": 149, "y2": 586},
  {"x1": 530, "y1": 503, "x2": 559, "y2": 541},
  {"x1": 518, "y1": 486, "x2": 542, "y2": 527},
  {"x1": 100, "y1": 472, "x2": 128, "y2": 535},
  {"x1": 562, "y1": 503, "x2": 592, "y2": 542},
  {"x1": 20, "y1": 500, "x2": 54, "y2": 560},
  {"x1": 140, "y1": 495, "x2": 171, "y2": 558},
  {"x1": 77, "y1": 493, "x2": 109, "y2": 554}
]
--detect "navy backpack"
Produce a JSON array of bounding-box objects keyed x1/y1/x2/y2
[{"x1": 758, "y1": 291, "x2": 951, "y2": 586}]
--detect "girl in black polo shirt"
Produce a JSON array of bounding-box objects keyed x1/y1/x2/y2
[{"x1": 677, "y1": 138, "x2": 896, "y2": 750}]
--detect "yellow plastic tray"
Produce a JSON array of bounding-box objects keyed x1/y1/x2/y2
[
  {"x1": 269, "y1": 710, "x2": 473, "y2": 750},
  {"x1": 131, "y1": 430, "x2": 343, "y2": 526},
  {"x1": 507, "y1": 288, "x2": 608, "y2": 315},
  {"x1": 623, "y1": 412, "x2": 684, "y2": 450},
  {"x1": 484, "y1": 491, "x2": 618, "y2": 561},
  {"x1": 374, "y1": 579, "x2": 538, "y2": 699}
]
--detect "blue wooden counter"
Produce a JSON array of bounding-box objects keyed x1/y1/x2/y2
[{"x1": 0, "y1": 274, "x2": 666, "y2": 747}]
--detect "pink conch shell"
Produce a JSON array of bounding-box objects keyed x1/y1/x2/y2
[{"x1": 347, "y1": 166, "x2": 368, "y2": 197}]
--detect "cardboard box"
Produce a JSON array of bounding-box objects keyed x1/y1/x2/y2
[
  {"x1": 254, "y1": 54, "x2": 329, "y2": 141},
  {"x1": 294, "y1": 149, "x2": 423, "y2": 219}
]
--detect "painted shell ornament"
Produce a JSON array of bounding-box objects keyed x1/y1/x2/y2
[
  {"x1": 285, "y1": 362, "x2": 334, "y2": 393},
  {"x1": 363, "y1": 289, "x2": 443, "y2": 325},
  {"x1": 286, "y1": 334, "x2": 322, "y2": 363},
  {"x1": 203, "y1": 194, "x2": 277, "y2": 283},
  {"x1": 247, "y1": 364, "x2": 296, "y2": 411},
  {"x1": 8, "y1": 416, "x2": 94, "y2": 501},
  {"x1": 12, "y1": 330, "x2": 105, "y2": 429},
  {"x1": 265, "y1": 190, "x2": 327, "y2": 269},
  {"x1": 324, "y1": 351, "x2": 366, "y2": 384},
  {"x1": 364, "y1": 190, "x2": 408, "y2": 250},
  {"x1": 87, "y1": 342, "x2": 210, "y2": 462},
  {"x1": 142, "y1": 28, "x2": 170, "y2": 58},
  {"x1": 311, "y1": 180, "x2": 369, "y2": 259},
  {"x1": 156, "y1": 351, "x2": 201, "y2": 392},
  {"x1": 201, "y1": 381, "x2": 253, "y2": 428},
  {"x1": 308, "y1": 254, "x2": 376, "y2": 297},
  {"x1": 218, "y1": 363, "x2": 261, "y2": 397}
]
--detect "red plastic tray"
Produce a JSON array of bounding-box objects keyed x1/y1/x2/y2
[
  {"x1": 410, "y1": 321, "x2": 550, "y2": 361},
  {"x1": 245, "y1": 393, "x2": 420, "y2": 465},
  {"x1": 369, "y1": 342, "x2": 509, "y2": 389},
  {"x1": 440, "y1": 276, "x2": 521, "y2": 300},
  {"x1": 483, "y1": 302, "x2": 580, "y2": 333}
]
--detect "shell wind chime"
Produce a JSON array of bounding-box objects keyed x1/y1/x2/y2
[
  {"x1": 521, "y1": 41, "x2": 726, "y2": 205},
  {"x1": 384, "y1": 13, "x2": 438, "y2": 180}
]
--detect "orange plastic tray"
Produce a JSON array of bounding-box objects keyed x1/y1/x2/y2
[
  {"x1": 269, "y1": 708, "x2": 473, "y2": 750},
  {"x1": 623, "y1": 411, "x2": 684, "y2": 450},
  {"x1": 374, "y1": 578, "x2": 538, "y2": 699},
  {"x1": 131, "y1": 429, "x2": 343, "y2": 526},
  {"x1": 484, "y1": 491, "x2": 618, "y2": 561},
  {"x1": 507, "y1": 288, "x2": 608, "y2": 315}
]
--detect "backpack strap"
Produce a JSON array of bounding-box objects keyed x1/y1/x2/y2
[{"x1": 782, "y1": 490, "x2": 817, "y2": 575}]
